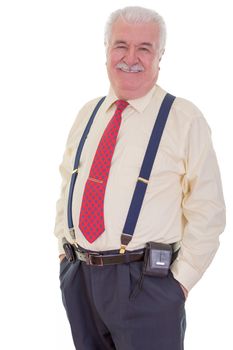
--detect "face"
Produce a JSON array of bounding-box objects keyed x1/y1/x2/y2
[{"x1": 106, "y1": 17, "x2": 161, "y2": 100}]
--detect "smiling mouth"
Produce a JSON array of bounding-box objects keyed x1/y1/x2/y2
[
  {"x1": 116, "y1": 63, "x2": 144, "y2": 73},
  {"x1": 117, "y1": 67, "x2": 142, "y2": 73}
]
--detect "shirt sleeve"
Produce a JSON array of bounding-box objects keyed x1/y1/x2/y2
[
  {"x1": 170, "y1": 113, "x2": 226, "y2": 291},
  {"x1": 53, "y1": 132, "x2": 74, "y2": 255}
]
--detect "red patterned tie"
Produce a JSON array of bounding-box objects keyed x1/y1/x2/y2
[{"x1": 79, "y1": 100, "x2": 129, "y2": 242}]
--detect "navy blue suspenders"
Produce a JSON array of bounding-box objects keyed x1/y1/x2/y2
[
  {"x1": 67, "y1": 97, "x2": 106, "y2": 239},
  {"x1": 120, "y1": 93, "x2": 175, "y2": 252},
  {"x1": 67, "y1": 93, "x2": 176, "y2": 250}
]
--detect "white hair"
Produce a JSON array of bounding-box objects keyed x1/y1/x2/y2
[{"x1": 104, "y1": 6, "x2": 167, "y2": 57}]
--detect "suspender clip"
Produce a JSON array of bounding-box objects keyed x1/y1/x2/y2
[
  {"x1": 119, "y1": 245, "x2": 126, "y2": 254},
  {"x1": 119, "y1": 233, "x2": 132, "y2": 254}
]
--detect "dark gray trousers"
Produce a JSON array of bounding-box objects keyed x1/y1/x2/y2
[{"x1": 60, "y1": 256, "x2": 186, "y2": 350}]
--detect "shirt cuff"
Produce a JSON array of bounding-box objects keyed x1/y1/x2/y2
[
  {"x1": 170, "y1": 257, "x2": 202, "y2": 292},
  {"x1": 58, "y1": 237, "x2": 65, "y2": 255}
]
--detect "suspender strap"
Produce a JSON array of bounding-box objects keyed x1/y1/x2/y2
[
  {"x1": 67, "y1": 97, "x2": 106, "y2": 237},
  {"x1": 66, "y1": 93, "x2": 175, "y2": 247},
  {"x1": 120, "y1": 93, "x2": 176, "y2": 251}
]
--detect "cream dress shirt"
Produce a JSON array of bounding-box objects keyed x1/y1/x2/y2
[{"x1": 54, "y1": 84, "x2": 226, "y2": 291}]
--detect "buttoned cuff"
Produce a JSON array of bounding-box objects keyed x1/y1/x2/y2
[{"x1": 170, "y1": 258, "x2": 202, "y2": 292}]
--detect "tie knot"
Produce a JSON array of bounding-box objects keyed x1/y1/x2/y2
[{"x1": 115, "y1": 100, "x2": 129, "y2": 112}]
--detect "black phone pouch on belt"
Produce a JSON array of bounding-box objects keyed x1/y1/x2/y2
[{"x1": 143, "y1": 242, "x2": 172, "y2": 277}]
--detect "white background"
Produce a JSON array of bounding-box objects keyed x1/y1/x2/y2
[{"x1": 0, "y1": 0, "x2": 232, "y2": 349}]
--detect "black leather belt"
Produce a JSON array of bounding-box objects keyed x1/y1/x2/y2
[
  {"x1": 62, "y1": 238, "x2": 179, "y2": 266},
  {"x1": 74, "y1": 247, "x2": 145, "y2": 266},
  {"x1": 71, "y1": 243, "x2": 179, "y2": 266}
]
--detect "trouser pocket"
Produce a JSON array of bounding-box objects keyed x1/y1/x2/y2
[
  {"x1": 59, "y1": 257, "x2": 70, "y2": 279},
  {"x1": 168, "y1": 271, "x2": 186, "y2": 301}
]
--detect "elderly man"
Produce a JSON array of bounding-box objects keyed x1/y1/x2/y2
[{"x1": 54, "y1": 6, "x2": 225, "y2": 350}]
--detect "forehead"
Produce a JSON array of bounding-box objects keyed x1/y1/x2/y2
[{"x1": 110, "y1": 17, "x2": 160, "y2": 46}]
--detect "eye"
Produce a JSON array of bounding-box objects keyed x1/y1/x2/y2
[
  {"x1": 115, "y1": 45, "x2": 127, "y2": 50},
  {"x1": 139, "y1": 47, "x2": 150, "y2": 52}
]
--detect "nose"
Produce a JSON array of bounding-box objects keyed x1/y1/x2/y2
[{"x1": 124, "y1": 46, "x2": 139, "y2": 66}]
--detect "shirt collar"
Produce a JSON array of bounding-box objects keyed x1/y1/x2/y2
[{"x1": 104, "y1": 85, "x2": 157, "y2": 113}]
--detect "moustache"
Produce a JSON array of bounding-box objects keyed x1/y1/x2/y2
[{"x1": 116, "y1": 62, "x2": 145, "y2": 73}]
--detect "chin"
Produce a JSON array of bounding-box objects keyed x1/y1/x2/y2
[
  {"x1": 116, "y1": 79, "x2": 142, "y2": 91},
  {"x1": 119, "y1": 83, "x2": 139, "y2": 91},
  {"x1": 116, "y1": 88, "x2": 143, "y2": 100},
  {"x1": 115, "y1": 80, "x2": 150, "y2": 99}
]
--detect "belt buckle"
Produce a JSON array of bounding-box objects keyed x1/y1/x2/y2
[{"x1": 86, "y1": 252, "x2": 104, "y2": 266}]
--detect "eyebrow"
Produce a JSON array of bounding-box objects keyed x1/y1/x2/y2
[
  {"x1": 113, "y1": 40, "x2": 153, "y2": 47},
  {"x1": 139, "y1": 42, "x2": 153, "y2": 47},
  {"x1": 113, "y1": 40, "x2": 127, "y2": 45}
]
